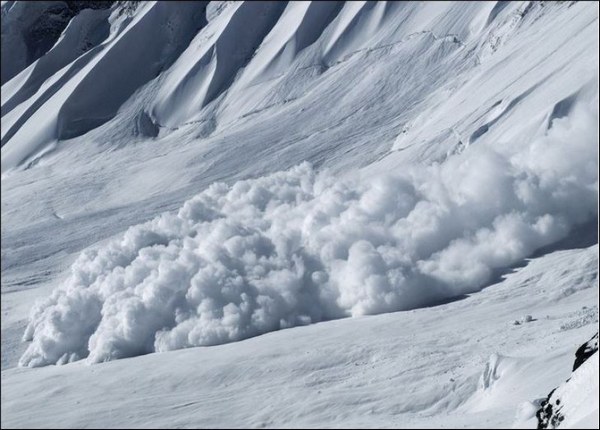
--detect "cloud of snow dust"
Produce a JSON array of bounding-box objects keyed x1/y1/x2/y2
[{"x1": 19, "y1": 102, "x2": 598, "y2": 366}]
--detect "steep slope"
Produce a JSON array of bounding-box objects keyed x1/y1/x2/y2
[
  {"x1": 0, "y1": 1, "x2": 113, "y2": 85},
  {"x1": 2, "y1": 1, "x2": 597, "y2": 174},
  {"x1": 1, "y1": 1, "x2": 207, "y2": 168},
  {"x1": 0, "y1": 1, "x2": 598, "y2": 427},
  {"x1": 1, "y1": 1, "x2": 597, "y2": 292}
]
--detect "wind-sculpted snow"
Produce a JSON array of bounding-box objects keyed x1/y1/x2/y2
[{"x1": 19, "y1": 103, "x2": 598, "y2": 367}]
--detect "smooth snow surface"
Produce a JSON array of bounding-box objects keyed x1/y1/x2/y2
[{"x1": 1, "y1": 0, "x2": 598, "y2": 428}]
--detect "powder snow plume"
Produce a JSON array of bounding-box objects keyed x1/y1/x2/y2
[{"x1": 20, "y1": 101, "x2": 598, "y2": 367}]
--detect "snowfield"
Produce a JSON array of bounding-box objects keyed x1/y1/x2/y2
[
  {"x1": 2, "y1": 244, "x2": 598, "y2": 428},
  {"x1": 1, "y1": 0, "x2": 598, "y2": 428}
]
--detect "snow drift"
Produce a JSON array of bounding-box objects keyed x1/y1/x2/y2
[{"x1": 19, "y1": 101, "x2": 598, "y2": 367}]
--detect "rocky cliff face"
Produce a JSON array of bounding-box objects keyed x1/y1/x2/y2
[{"x1": 1, "y1": 1, "x2": 113, "y2": 84}]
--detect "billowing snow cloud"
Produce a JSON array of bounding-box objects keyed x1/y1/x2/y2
[{"x1": 20, "y1": 102, "x2": 598, "y2": 367}]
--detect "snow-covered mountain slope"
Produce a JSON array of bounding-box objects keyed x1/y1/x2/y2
[
  {"x1": 2, "y1": 244, "x2": 598, "y2": 428},
  {"x1": 1, "y1": 2, "x2": 597, "y2": 288},
  {"x1": 1, "y1": 0, "x2": 598, "y2": 428}
]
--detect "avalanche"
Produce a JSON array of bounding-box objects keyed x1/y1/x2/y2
[
  {"x1": 20, "y1": 100, "x2": 597, "y2": 366},
  {"x1": 1, "y1": 1, "x2": 598, "y2": 428}
]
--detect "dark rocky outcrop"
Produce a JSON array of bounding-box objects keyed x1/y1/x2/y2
[
  {"x1": 1, "y1": 1, "x2": 114, "y2": 84},
  {"x1": 573, "y1": 332, "x2": 598, "y2": 372},
  {"x1": 25, "y1": 2, "x2": 113, "y2": 65}
]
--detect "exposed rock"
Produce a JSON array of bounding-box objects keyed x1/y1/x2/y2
[
  {"x1": 573, "y1": 332, "x2": 598, "y2": 372},
  {"x1": 1, "y1": 1, "x2": 113, "y2": 84}
]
